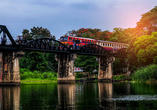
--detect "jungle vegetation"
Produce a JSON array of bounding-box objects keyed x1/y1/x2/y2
[{"x1": 19, "y1": 6, "x2": 157, "y2": 81}]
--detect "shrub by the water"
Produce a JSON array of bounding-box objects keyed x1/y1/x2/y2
[
  {"x1": 131, "y1": 64, "x2": 157, "y2": 82},
  {"x1": 75, "y1": 72, "x2": 87, "y2": 78},
  {"x1": 20, "y1": 68, "x2": 57, "y2": 80},
  {"x1": 113, "y1": 74, "x2": 128, "y2": 80}
]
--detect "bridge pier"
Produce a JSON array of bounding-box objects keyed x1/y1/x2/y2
[
  {"x1": 55, "y1": 53, "x2": 77, "y2": 83},
  {"x1": 98, "y1": 57, "x2": 115, "y2": 82},
  {"x1": 0, "y1": 51, "x2": 24, "y2": 85}
]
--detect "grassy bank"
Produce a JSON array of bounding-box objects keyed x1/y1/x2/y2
[
  {"x1": 20, "y1": 68, "x2": 57, "y2": 83},
  {"x1": 131, "y1": 64, "x2": 157, "y2": 83}
]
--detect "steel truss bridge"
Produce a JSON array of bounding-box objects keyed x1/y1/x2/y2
[{"x1": 0, "y1": 25, "x2": 127, "y2": 58}]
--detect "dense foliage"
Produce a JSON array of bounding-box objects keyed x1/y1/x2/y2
[
  {"x1": 19, "y1": 6, "x2": 157, "y2": 81},
  {"x1": 136, "y1": 6, "x2": 157, "y2": 34},
  {"x1": 20, "y1": 68, "x2": 57, "y2": 80},
  {"x1": 19, "y1": 27, "x2": 58, "y2": 72},
  {"x1": 131, "y1": 64, "x2": 157, "y2": 82},
  {"x1": 74, "y1": 55, "x2": 98, "y2": 76}
]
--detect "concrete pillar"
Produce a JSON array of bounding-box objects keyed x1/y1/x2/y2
[
  {"x1": 98, "y1": 57, "x2": 115, "y2": 81},
  {"x1": 3, "y1": 51, "x2": 13, "y2": 83},
  {"x1": 55, "y1": 53, "x2": 77, "y2": 83},
  {"x1": 0, "y1": 51, "x2": 24, "y2": 85},
  {"x1": 12, "y1": 52, "x2": 24, "y2": 83}
]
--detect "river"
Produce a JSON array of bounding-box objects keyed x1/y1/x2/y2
[{"x1": 1, "y1": 82, "x2": 157, "y2": 110}]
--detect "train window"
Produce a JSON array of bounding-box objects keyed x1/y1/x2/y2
[
  {"x1": 69, "y1": 37, "x2": 72, "y2": 41},
  {"x1": 60, "y1": 37, "x2": 64, "y2": 41},
  {"x1": 64, "y1": 37, "x2": 68, "y2": 41}
]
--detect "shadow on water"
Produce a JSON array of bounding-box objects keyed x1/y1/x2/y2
[
  {"x1": 1, "y1": 82, "x2": 157, "y2": 109},
  {"x1": 0, "y1": 86, "x2": 20, "y2": 110}
]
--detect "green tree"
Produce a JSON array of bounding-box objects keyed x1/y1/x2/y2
[
  {"x1": 22, "y1": 27, "x2": 55, "y2": 39},
  {"x1": 74, "y1": 55, "x2": 98, "y2": 77},
  {"x1": 45, "y1": 53, "x2": 58, "y2": 72},
  {"x1": 136, "y1": 6, "x2": 157, "y2": 34},
  {"x1": 133, "y1": 32, "x2": 157, "y2": 67},
  {"x1": 20, "y1": 52, "x2": 49, "y2": 71},
  {"x1": 20, "y1": 27, "x2": 57, "y2": 72}
]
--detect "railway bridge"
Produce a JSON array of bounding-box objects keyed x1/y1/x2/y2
[{"x1": 0, "y1": 25, "x2": 128, "y2": 85}]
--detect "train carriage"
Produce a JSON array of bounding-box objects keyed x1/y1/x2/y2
[{"x1": 60, "y1": 35, "x2": 127, "y2": 51}]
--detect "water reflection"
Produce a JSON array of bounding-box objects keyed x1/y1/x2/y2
[
  {"x1": 57, "y1": 84, "x2": 76, "y2": 110},
  {"x1": 1, "y1": 82, "x2": 157, "y2": 109},
  {"x1": 57, "y1": 83, "x2": 99, "y2": 110},
  {"x1": 0, "y1": 86, "x2": 20, "y2": 110},
  {"x1": 98, "y1": 82, "x2": 115, "y2": 110}
]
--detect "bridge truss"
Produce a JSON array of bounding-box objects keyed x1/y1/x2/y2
[{"x1": 0, "y1": 25, "x2": 127, "y2": 58}]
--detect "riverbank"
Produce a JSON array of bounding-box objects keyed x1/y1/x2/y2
[
  {"x1": 20, "y1": 68, "x2": 58, "y2": 84},
  {"x1": 21, "y1": 79, "x2": 57, "y2": 84}
]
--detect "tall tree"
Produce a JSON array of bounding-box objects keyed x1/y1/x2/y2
[
  {"x1": 22, "y1": 27, "x2": 55, "y2": 39},
  {"x1": 66, "y1": 28, "x2": 112, "y2": 41},
  {"x1": 74, "y1": 55, "x2": 98, "y2": 77},
  {"x1": 132, "y1": 32, "x2": 157, "y2": 67},
  {"x1": 136, "y1": 6, "x2": 157, "y2": 34},
  {"x1": 19, "y1": 27, "x2": 58, "y2": 72}
]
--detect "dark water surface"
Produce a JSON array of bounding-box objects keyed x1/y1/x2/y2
[{"x1": 1, "y1": 82, "x2": 157, "y2": 110}]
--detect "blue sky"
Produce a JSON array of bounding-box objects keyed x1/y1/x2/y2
[{"x1": 0, "y1": 0, "x2": 157, "y2": 39}]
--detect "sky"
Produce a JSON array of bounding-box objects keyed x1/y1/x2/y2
[{"x1": 0, "y1": 0, "x2": 157, "y2": 40}]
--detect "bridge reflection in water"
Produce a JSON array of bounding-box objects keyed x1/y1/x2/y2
[
  {"x1": 0, "y1": 86, "x2": 20, "y2": 110},
  {"x1": 57, "y1": 84, "x2": 76, "y2": 109},
  {"x1": 0, "y1": 83, "x2": 132, "y2": 109},
  {"x1": 57, "y1": 83, "x2": 116, "y2": 110}
]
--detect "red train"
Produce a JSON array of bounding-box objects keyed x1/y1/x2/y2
[{"x1": 60, "y1": 35, "x2": 127, "y2": 51}]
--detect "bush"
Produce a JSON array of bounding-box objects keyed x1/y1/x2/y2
[
  {"x1": 75, "y1": 72, "x2": 87, "y2": 78},
  {"x1": 131, "y1": 64, "x2": 157, "y2": 82},
  {"x1": 20, "y1": 68, "x2": 30, "y2": 74},
  {"x1": 113, "y1": 74, "x2": 127, "y2": 80},
  {"x1": 20, "y1": 71, "x2": 34, "y2": 80},
  {"x1": 20, "y1": 68, "x2": 57, "y2": 80},
  {"x1": 33, "y1": 70, "x2": 41, "y2": 78}
]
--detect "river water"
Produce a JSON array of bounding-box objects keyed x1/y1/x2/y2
[{"x1": 1, "y1": 82, "x2": 157, "y2": 110}]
